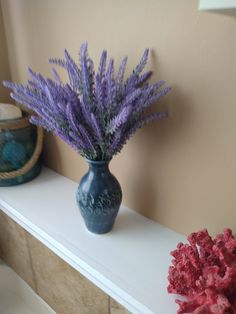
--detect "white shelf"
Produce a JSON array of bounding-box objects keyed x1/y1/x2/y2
[
  {"x1": 0, "y1": 167, "x2": 185, "y2": 314},
  {"x1": 0, "y1": 258, "x2": 54, "y2": 314},
  {"x1": 199, "y1": 0, "x2": 236, "y2": 10}
]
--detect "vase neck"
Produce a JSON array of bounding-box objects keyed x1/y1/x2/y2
[{"x1": 87, "y1": 160, "x2": 110, "y2": 172}]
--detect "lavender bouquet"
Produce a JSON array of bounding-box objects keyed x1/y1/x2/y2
[{"x1": 3, "y1": 43, "x2": 171, "y2": 161}]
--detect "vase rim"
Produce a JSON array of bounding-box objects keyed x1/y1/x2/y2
[{"x1": 85, "y1": 158, "x2": 111, "y2": 165}]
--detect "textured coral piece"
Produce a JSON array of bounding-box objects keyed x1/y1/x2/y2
[{"x1": 168, "y1": 229, "x2": 236, "y2": 314}]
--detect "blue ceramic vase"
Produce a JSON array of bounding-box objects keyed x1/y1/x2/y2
[{"x1": 76, "y1": 160, "x2": 122, "y2": 234}]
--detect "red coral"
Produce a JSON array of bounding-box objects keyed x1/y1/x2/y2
[{"x1": 167, "y1": 229, "x2": 236, "y2": 314}]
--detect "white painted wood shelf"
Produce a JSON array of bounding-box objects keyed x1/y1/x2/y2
[
  {"x1": 0, "y1": 167, "x2": 185, "y2": 314},
  {"x1": 0, "y1": 258, "x2": 54, "y2": 314}
]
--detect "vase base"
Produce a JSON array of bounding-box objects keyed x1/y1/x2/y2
[{"x1": 84, "y1": 221, "x2": 115, "y2": 235}]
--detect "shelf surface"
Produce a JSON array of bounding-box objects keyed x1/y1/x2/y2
[
  {"x1": 0, "y1": 258, "x2": 54, "y2": 314},
  {"x1": 0, "y1": 167, "x2": 185, "y2": 314}
]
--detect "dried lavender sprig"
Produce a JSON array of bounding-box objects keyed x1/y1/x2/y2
[
  {"x1": 141, "y1": 111, "x2": 168, "y2": 126},
  {"x1": 98, "y1": 50, "x2": 107, "y2": 81},
  {"x1": 137, "y1": 86, "x2": 171, "y2": 115},
  {"x1": 77, "y1": 124, "x2": 97, "y2": 156},
  {"x1": 80, "y1": 96, "x2": 94, "y2": 129},
  {"x1": 95, "y1": 73, "x2": 104, "y2": 108},
  {"x1": 107, "y1": 130, "x2": 122, "y2": 157},
  {"x1": 68, "y1": 130, "x2": 89, "y2": 151},
  {"x1": 66, "y1": 102, "x2": 80, "y2": 133},
  {"x1": 136, "y1": 71, "x2": 153, "y2": 86},
  {"x1": 48, "y1": 58, "x2": 66, "y2": 68},
  {"x1": 91, "y1": 113, "x2": 102, "y2": 141},
  {"x1": 30, "y1": 115, "x2": 51, "y2": 131},
  {"x1": 124, "y1": 49, "x2": 149, "y2": 94},
  {"x1": 105, "y1": 58, "x2": 116, "y2": 109},
  {"x1": 51, "y1": 68, "x2": 62, "y2": 84},
  {"x1": 55, "y1": 129, "x2": 81, "y2": 153},
  {"x1": 117, "y1": 56, "x2": 128, "y2": 85},
  {"x1": 120, "y1": 88, "x2": 142, "y2": 110},
  {"x1": 134, "y1": 49, "x2": 149, "y2": 76},
  {"x1": 79, "y1": 42, "x2": 94, "y2": 106},
  {"x1": 64, "y1": 49, "x2": 80, "y2": 90},
  {"x1": 108, "y1": 105, "x2": 133, "y2": 134}
]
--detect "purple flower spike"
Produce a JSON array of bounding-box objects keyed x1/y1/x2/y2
[{"x1": 3, "y1": 43, "x2": 171, "y2": 160}]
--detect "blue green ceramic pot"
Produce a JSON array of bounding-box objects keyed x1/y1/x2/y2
[
  {"x1": 0, "y1": 113, "x2": 42, "y2": 186},
  {"x1": 76, "y1": 160, "x2": 122, "y2": 234}
]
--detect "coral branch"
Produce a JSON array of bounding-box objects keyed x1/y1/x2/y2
[{"x1": 168, "y1": 228, "x2": 236, "y2": 314}]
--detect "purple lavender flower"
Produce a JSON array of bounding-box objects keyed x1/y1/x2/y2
[
  {"x1": 117, "y1": 56, "x2": 128, "y2": 86},
  {"x1": 108, "y1": 105, "x2": 133, "y2": 134},
  {"x1": 98, "y1": 50, "x2": 107, "y2": 81},
  {"x1": 3, "y1": 43, "x2": 171, "y2": 160}
]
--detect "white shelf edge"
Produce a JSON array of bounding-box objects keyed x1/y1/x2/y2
[
  {"x1": 0, "y1": 167, "x2": 184, "y2": 314},
  {"x1": 0, "y1": 199, "x2": 149, "y2": 314}
]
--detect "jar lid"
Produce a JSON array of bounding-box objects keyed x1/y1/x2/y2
[
  {"x1": 0, "y1": 103, "x2": 22, "y2": 120},
  {"x1": 0, "y1": 111, "x2": 30, "y2": 131}
]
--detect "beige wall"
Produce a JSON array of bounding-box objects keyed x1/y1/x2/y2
[
  {"x1": 1, "y1": 0, "x2": 236, "y2": 235},
  {"x1": 0, "y1": 2, "x2": 10, "y2": 102}
]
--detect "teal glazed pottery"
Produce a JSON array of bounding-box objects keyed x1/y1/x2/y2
[
  {"x1": 77, "y1": 160, "x2": 122, "y2": 234},
  {"x1": 0, "y1": 113, "x2": 42, "y2": 186}
]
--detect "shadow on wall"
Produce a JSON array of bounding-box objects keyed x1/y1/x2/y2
[
  {"x1": 42, "y1": 133, "x2": 63, "y2": 173},
  {"x1": 128, "y1": 55, "x2": 193, "y2": 219}
]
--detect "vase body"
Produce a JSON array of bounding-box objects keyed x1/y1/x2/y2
[{"x1": 76, "y1": 160, "x2": 122, "y2": 234}]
